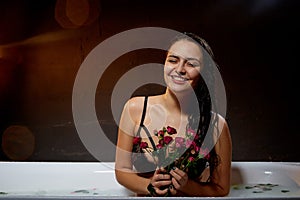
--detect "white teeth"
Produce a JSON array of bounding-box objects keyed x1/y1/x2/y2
[
  {"x1": 174, "y1": 76, "x2": 185, "y2": 81},
  {"x1": 171, "y1": 75, "x2": 188, "y2": 81}
]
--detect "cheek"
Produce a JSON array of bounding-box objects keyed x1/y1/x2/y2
[
  {"x1": 188, "y1": 68, "x2": 201, "y2": 79},
  {"x1": 164, "y1": 65, "x2": 173, "y2": 85},
  {"x1": 164, "y1": 65, "x2": 174, "y2": 74},
  {"x1": 188, "y1": 69, "x2": 201, "y2": 88}
]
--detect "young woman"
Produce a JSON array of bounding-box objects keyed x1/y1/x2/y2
[{"x1": 115, "y1": 32, "x2": 232, "y2": 197}]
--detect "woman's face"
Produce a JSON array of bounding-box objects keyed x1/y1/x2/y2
[{"x1": 164, "y1": 39, "x2": 203, "y2": 93}]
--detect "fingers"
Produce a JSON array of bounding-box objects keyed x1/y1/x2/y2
[
  {"x1": 168, "y1": 184, "x2": 177, "y2": 196},
  {"x1": 152, "y1": 168, "x2": 171, "y2": 180},
  {"x1": 150, "y1": 167, "x2": 190, "y2": 196},
  {"x1": 153, "y1": 173, "x2": 171, "y2": 181},
  {"x1": 170, "y1": 167, "x2": 188, "y2": 190},
  {"x1": 170, "y1": 167, "x2": 186, "y2": 177},
  {"x1": 152, "y1": 173, "x2": 172, "y2": 189},
  {"x1": 150, "y1": 168, "x2": 173, "y2": 196},
  {"x1": 171, "y1": 177, "x2": 181, "y2": 189},
  {"x1": 153, "y1": 180, "x2": 172, "y2": 188},
  {"x1": 154, "y1": 186, "x2": 169, "y2": 196},
  {"x1": 154, "y1": 184, "x2": 176, "y2": 196},
  {"x1": 153, "y1": 167, "x2": 166, "y2": 177}
]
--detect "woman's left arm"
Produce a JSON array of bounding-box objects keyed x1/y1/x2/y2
[{"x1": 170, "y1": 118, "x2": 232, "y2": 197}]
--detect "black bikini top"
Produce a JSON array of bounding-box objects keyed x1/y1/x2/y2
[
  {"x1": 132, "y1": 96, "x2": 157, "y2": 176},
  {"x1": 135, "y1": 96, "x2": 157, "y2": 151},
  {"x1": 132, "y1": 96, "x2": 211, "y2": 180}
]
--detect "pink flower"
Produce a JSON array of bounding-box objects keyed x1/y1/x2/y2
[
  {"x1": 175, "y1": 137, "x2": 185, "y2": 148},
  {"x1": 194, "y1": 145, "x2": 200, "y2": 153},
  {"x1": 188, "y1": 156, "x2": 195, "y2": 162},
  {"x1": 164, "y1": 136, "x2": 173, "y2": 145},
  {"x1": 132, "y1": 125, "x2": 210, "y2": 176},
  {"x1": 140, "y1": 142, "x2": 148, "y2": 149},
  {"x1": 186, "y1": 128, "x2": 196, "y2": 137},
  {"x1": 133, "y1": 137, "x2": 141, "y2": 145},
  {"x1": 167, "y1": 126, "x2": 177, "y2": 135},
  {"x1": 200, "y1": 148, "x2": 210, "y2": 159},
  {"x1": 185, "y1": 139, "x2": 194, "y2": 148},
  {"x1": 187, "y1": 141, "x2": 201, "y2": 155}
]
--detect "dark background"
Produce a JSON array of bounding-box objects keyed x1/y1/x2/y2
[{"x1": 0, "y1": 0, "x2": 299, "y2": 162}]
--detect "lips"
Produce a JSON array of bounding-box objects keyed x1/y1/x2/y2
[{"x1": 170, "y1": 74, "x2": 190, "y2": 84}]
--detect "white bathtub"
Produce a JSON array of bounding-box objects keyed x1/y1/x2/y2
[{"x1": 0, "y1": 162, "x2": 299, "y2": 199}]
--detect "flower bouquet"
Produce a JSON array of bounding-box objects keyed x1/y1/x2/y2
[{"x1": 133, "y1": 126, "x2": 210, "y2": 178}]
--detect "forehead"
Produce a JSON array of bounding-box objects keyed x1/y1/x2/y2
[{"x1": 168, "y1": 39, "x2": 203, "y2": 60}]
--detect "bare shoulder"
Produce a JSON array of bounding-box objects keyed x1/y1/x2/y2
[
  {"x1": 211, "y1": 113, "x2": 232, "y2": 161},
  {"x1": 124, "y1": 96, "x2": 147, "y2": 124},
  {"x1": 124, "y1": 95, "x2": 163, "y2": 123}
]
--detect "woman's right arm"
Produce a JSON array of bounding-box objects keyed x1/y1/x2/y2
[{"x1": 115, "y1": 97, "x2": 151, "y2": 195}]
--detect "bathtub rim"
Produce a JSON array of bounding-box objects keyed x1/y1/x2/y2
[{"x1": 0, "y1": 161, "x2": 299, "y2": 200}]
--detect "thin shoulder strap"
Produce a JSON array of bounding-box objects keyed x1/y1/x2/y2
[
  {"x1": 136, "y1": 96, "x2": 157, "y2": 151},
  {"x1": 136, "y1": 96, "x2": 148, "y2": 136},
  {"x1": 139, "y1": 96, "x2": 148, "y2": 126}
]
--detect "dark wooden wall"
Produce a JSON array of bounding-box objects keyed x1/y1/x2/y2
[{"x1": 0, "y1": 0, "x2": 299, "y2": 161}]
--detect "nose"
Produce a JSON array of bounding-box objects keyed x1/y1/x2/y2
[{"x1": 176, "y1": 62, "x2": 186, "y2": 75}]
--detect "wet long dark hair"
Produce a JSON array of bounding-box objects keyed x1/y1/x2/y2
[{"x1": 169, "y1": 32, "x2": 220, "y2": 179}]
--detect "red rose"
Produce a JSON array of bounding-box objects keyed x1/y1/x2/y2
[
  {"x1": 167, "y1": 126, "x2": 177, "y2": 135},
  {"x1": 133, "y1": 137, "x2": 141, "y2": 145},
  {"x1": 140, "y1": 142, "x2": 148, "y2": 149},
  {"x1": 158, "y1": 130, "x2": 165, "y2": 138},
  {"x1": 164, "y1": 136, "x2": 173, "y2": 145}
]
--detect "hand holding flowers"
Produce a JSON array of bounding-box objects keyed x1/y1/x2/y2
[{"x1": 133, "y1": 125, "x2": 210, "y2": 196}]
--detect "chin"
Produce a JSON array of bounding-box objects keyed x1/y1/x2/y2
[
  {"x1": 168, "y1": 85, "x2": 194, "y2": 95},
  {"x1": 166, "y1": 79, "x2": 192, "y2": 91}
]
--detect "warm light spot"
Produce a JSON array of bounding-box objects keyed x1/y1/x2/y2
[
  {"x1": 2, "y1": 125, "x2": 35, "y2": 160},
  {"x1": 55, "y1": 0, "x2": 100, "y2": 29},
  {"x1": 66, "y1": 0, "x2": 90, "y2": 26}
]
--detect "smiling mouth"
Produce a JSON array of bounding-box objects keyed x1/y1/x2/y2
[{"x1": 170, "y1": 75, "x2": 190, "y2": 82}]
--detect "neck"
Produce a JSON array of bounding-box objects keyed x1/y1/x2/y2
[{"x1": 163, "y1": 88, "x2": 199, "y2": 116}]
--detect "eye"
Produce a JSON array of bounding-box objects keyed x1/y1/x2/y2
[
  {"x1": 186, "y1": 62, "x2": 195, "y2": 67},
  {"x1": 186, "y1": 61, "x2": 199, "y2": 68},
  {"x1": 167, "y1": 58, "x2": 178, "y2": 64}
]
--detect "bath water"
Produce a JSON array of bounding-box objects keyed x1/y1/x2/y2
[
  {"x1": 1, "y1": 184, "x2": 299, "y2": 197},
  {"x1": 0, "y1": 188, "x2": 134, "y2": 197},
  {"x1": 229, "y1": 183, "x2": 300, "y2": 197}
]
